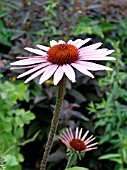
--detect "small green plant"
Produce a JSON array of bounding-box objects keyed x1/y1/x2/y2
[
  {"x1": 0, "y1": 75, "x2": 35, "y2": 170},
  {"x1": 88, "y1": 41, "x2": 127, "y2": 170}
]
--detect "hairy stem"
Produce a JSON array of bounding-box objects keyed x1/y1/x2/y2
[{"x1": 40, "y1": 76, "x2": 67, "y2": 170}]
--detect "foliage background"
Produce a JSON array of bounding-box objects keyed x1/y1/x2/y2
[{"x1": 0, "y1": 0, "x2": 127, "y2": 170}]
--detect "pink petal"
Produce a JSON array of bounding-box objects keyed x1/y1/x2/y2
[
  {"x1": 17, "y1": 62, "x2": 51, "y2": 78},
  {"x1": 86, "y1": 137, "x2": 96, "y2": 145},
  {"x1": 78, "y1": 128, "x2": 83, "y2": 139},
  {"x1": 84, "y1": 135, "x2": 94, "y2": 143},
  {"x1": 79, "y1": 56, "x2": 116, "y2": 61},
  {"x1": 36, "y1": 45, "x2": 50, "y2": 51},
  {"x1": 59, "y1": 134, "x2": 70, "y2": 143},
  {"x1": 63, "y1": 64, "x2": 76, "y2": 83},
  {"x1": 50, "y1": 40, "x2": 58, "y2": 47},
  {"x1": 66, "y1": 128, "x2": 73, "y2": 140},
  {"x1": 74, "y1": 38, "x2": 91, "y2": 48},
  {"x1": 10, "y1": 64, "x2": 39, "y2": 70},
  {"x1": 24, "y1": 47, "x2": 47, "y2": 56},
  {"x1": 39, "y1": 64, "x2": 58, "y2": 84},
  {"x1": 58, "y1": 40, "x2": 66, "y2": 44},
  {"x1": 16, "y1": 56, "x2": 46, "y2": 59},
  {"x1": 75, "y1": 61, "x2": 113, "y2": 71},
  {"x1": 69, "y1": 128, "x2": 74, "y2": 139},
  {"x1": 86, "y1": 142, "x2": 98, "y2": 148},
  {"x1": 24, "y1": 67, "x2": 48, "y2": 83},
  {"x1": 81, "y1": 131, "x2": 89, "y2": 141},
  {"x1": 79, "y1": 48, "x2": 108, "y2": 55},
  {"x1": 67, "y1": 40, "x2": 73, "y2": 44},
  {"x1": 53, "y1": 66, "x2": 64, "y2": 85},
  {"x1": 85, "y1": 147, "x2": 97, "y2": 151},
  {"x1": 75, "y1": 127, "x2": 79, "y2": 138},
  {"x1": 71, "y1": 63, "x2": 94, "y2": 78},
  {"x1": 63, "y1": 131, "x2": 71, "y2": 141},
  {"x1": 60, "y1": 140, "x2": 71, "y2": 148},
  {"x1": 10, "y1": 58, "x2": 46, "y2": 66},
  {"x1": 79, "y1": 42, "x2": 102, "y2": 51},
  {"x1": 79, "y1": 49, "x2": 115, "y2": 58},
  {"x1": 72, "y1": 39, "x2": 83, "y2": 45}
]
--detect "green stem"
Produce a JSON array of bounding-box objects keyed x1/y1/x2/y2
[
  {"x1": 66, "y1": 153, "x2": 76, "y2": 169},
  {"x1": 40, "y1": 76, "x2": 67, "y2": 170}
]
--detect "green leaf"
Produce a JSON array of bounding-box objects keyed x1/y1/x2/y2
[
  {"x1": 99, "y1": 153, "x2": 120, "y2": 160},
  {"x1": 0, "y1": 9, "x2": 7, "y2": 18},
  {"x1": 66, "y1": 167, "x2": 89, "y2": 170},
  {"x1": 4, "y1": 155, "x2": 18, "y2": 166},
  {"x1": 99, "y1": 22, "x2": 117, "y2": 32},
  {"x1": 17, "y1": 153, "x2": 24, "y2": 163}
]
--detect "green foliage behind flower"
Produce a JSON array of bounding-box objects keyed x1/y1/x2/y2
[
  {"x1": 0, "y1": 75, "x2": 35, "y2": 170},
  {"x1": 1, "y1": 0, "x2": 127, "y2": 169}
]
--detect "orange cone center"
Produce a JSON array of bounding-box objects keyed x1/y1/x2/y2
[
  {"x1": 47, "y1": 44, "x2": 79, "y2": 64},
  {"x1": 69, "y1": 138, "x2": 86, "y2": 152}
]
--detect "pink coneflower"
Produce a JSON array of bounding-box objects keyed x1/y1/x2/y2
[
  {"x1": 10, "y1": 39, "x2": 115, "y2": 85},
  {"x1": 59, "y1": 127, "x2": 98, "y2": 153}
]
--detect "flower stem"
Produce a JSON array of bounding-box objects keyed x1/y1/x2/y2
[
  {"x1": 66, "y1": 153, "x2": 76, "y2": 169},
  {"x1": 40, "y1": 76, "x2": 67, "y2": 170}
]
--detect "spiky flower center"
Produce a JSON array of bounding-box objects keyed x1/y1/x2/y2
[
  {"x1": 47, "y1": 44, "x2": 79, "y2": 64},
  {"x1": 69, "y1": 138, "x2": 86, "y2": 152}
]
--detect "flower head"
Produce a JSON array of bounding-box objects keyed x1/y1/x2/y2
[
  {"x1": 10, "y1": 39, "x2": 115, "y2": 85},
  {"x1": 59, "y1": 127, "x2": 97, "y2": 153}
]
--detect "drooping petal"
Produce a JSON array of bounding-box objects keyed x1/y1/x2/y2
[
  {"x1": 39, "y1": 64, "x2": 58, "y2": 84},
  {"x1": 24, "y1": 47, "x2": 47, "y2": 56},
  {"x1": 10, "y1": 64, "x2": 38, "y2": 70},
  {"x1": 80, "y1": 49, "x2": 114, "y2": 56},
  {"x1": 73, "y1": 38, "x2": 91, "y2": 48},
  {"x1": 71, "y1": 63, "x2": 94, "y2": 78},
  {"x1": 63, "y1": 64, "x2": 76, "y2": 82},
  {"x1": 16, "y1": 56, "x2": 46, "y2": 59},
  {"x1": 79, "y1": 49, "x2": 115, "y2": 59},
  {"x1": 79, "y1": 48, "x2": 108, "y2": 55},
  {"x1": 53, "y1": 66, "x2": 64, "y2": 85},
  {"x1": 79, "y1": 42, "x2": 102, "y2": 51},
  {"x1": 17, "y1": 62, "x2": 51, "y2": 78},
  {"x1": 75, "y1": 61, "x2": 113, "y2": 71},
  {"x1": 72, "y1": 39, "x2": 83, "y2": 45},
  {"x1": 79, "y1": 56, "x2": 116, "y2": 61},
  {"x1": 10, "y1": 58, "x2": 46, "y2": 66},
  {"x1": 24, "y1": 67, "x2": 48, "y2": 83},
  {"x1": 36, "y1": 45, "x2": 50, "y2": 51},
  {"x1": 50, "y1": 40, "x2": 58, "y2": 47}
]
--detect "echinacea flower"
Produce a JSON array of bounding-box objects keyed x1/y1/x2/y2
[
  {"x1": 59, "y1": 127, "x2": 97, "y2": 153},
  {"x1": 10, "y1": 39, "x2": 115, "y2": 85}
]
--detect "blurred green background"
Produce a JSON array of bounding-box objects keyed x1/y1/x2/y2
[{"x1": 0, "y1": 0, "x2": 127, "y2": 170}]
